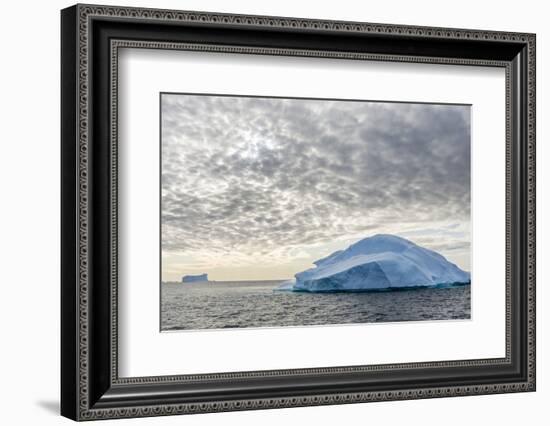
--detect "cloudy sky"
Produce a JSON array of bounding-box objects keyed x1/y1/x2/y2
[{"x1": 161, "y1": 93, "x2": 471, "y2": 281}]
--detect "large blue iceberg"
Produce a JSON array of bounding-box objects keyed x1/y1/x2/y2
[
  {"x1": 182, "y1": 273, "x2": 209, "y2": 283},
  {"x1": 277, "y1": 234, "x2": 470, "y2": 292}
]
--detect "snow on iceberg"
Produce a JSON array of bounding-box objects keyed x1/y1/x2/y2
[{"x1": 277, "y1": 234, "x2": 470, "y2": 292}]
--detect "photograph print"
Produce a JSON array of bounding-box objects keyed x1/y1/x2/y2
[{"x1": 160, "y1": 93, "x2": 471, "y2": 331}]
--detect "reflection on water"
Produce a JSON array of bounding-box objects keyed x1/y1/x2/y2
[{"x1": 161, "y1": 280, "x2": 471, "y2": 331}]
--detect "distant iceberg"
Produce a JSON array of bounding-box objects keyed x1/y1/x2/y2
[
  {"x1": 277, "y1": 234, "x2": 470, "y2": 292},
  {"x1": 182, "y1": 273, "x2": 208, "y2": 283}
]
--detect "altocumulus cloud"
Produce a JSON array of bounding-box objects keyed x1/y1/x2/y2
[{"x1": 161, "y1": 94, "x2": 471, "y2": 280}]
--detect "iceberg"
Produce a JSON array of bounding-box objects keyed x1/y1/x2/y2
[
  {"x1": 182, "y1": 273, "x2": 209, "y2": 283},
  {"x1": 278, "y1": 234, "x2": 470, "y2": 292}
]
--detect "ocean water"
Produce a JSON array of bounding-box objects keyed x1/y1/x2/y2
[{"x1": 161, "y1": 280, "x2": 471, "y2": 331}]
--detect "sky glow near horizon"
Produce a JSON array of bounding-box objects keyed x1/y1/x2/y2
[{"x1": 161, "y1": 94, "x2": 471, "y2": 281}]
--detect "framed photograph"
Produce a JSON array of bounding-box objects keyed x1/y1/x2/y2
[{"x1": 61, "y1": 4, "x2": 536, "y2": 421}]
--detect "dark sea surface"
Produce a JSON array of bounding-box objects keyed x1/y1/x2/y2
[{"x1": 161, "y1": 280, "x2": 471, "y2": 331}]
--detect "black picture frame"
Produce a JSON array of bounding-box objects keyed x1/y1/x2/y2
[{"x1": 61, "y1": 4, "x2": 536, "y2": 421}]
